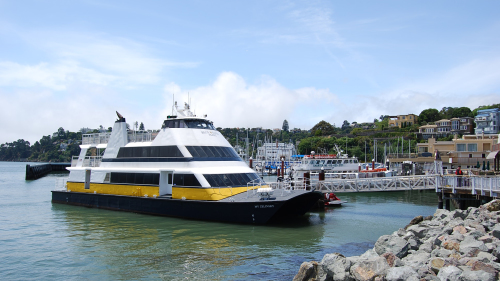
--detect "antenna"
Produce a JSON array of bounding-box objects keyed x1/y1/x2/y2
[{"x1": 171, "y1": 93, "x2": 174, "y2": 116}]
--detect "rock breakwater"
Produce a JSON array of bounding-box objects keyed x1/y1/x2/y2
[{"x1": 294, "y1": 200, "x2": 500, "y2": 281}]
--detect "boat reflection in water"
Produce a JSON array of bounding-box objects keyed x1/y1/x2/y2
[{"x1": 50, "y1": 202, "x2": 326, "y2": 280}]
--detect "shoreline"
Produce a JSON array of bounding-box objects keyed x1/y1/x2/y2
[{"x1": 294, "y1": 200, "x2": 500, "y2": 281}]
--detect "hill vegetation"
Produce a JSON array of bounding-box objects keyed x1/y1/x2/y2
[{"x1": 0, "y1": 104, "x2": 498, "y2": 163}]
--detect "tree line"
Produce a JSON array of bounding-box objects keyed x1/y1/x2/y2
[{"x1": 1, "y1": 103, "x2": 498, "y2": 163}]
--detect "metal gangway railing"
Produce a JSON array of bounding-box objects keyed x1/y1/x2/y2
[
  {"x1": 315, "y1": 175, "x2": 438, "y2": 193},
  {"x1": 438, "y1": 175, "x2": 500, "y2": 196}
]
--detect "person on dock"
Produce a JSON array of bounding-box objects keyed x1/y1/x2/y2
[{"x1": 456, "y1": 166, "x2": 463, "y2": 186}]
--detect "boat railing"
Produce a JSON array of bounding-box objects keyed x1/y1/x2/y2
[
  {"x1": 71, "y1": 156, "x2": 79, "y2": 167},
  {"x1": 127, "y1": 131, "x2": 155, "y2": 143},
  {"x1": 82, "y1": 133, "x2": 112, "y2": 145},
  {"x1": 54, "y1": 177, "x2": 68, "y2": 191},
  {"x1": 82, "y1": 156, "x2": 102, "y2": 167}
]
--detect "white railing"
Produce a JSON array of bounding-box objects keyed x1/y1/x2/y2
[
  {"x1": 54, "y1": 178, "x2": 68, "y2": 191},
  {"x1": 439, "y1": 175, "x2": 500, "y2": 196},
  {"x1": 127, "y1": 131, "x2": 153, "y2": 143},
  {"x1": 82, "y1": 133, "x2": 111, "y2": 145},
  {"x1": 83, "y1": 156, "x2": 102, "y2": 167},
  {"x1": 314, "y1": 175, "x2": 437, "y2": 193}
]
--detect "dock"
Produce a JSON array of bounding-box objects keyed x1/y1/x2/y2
[
  {"x1": 269, "y1": 174, "x2": 500, "y2": 211},
  {"x1": 25, "y1": 163, "x2": 70, "y2": 180}
]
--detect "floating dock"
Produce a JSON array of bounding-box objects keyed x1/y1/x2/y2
[{"x1": 26, "y1": 163, "x2": 70, "y2": 180}]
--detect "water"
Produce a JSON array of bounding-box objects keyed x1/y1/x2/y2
[{"x1": 0, "y1": 162, "x2": 438, "y2": 280}]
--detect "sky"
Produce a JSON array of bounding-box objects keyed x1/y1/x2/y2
[{"x1": 1, "y1": 0, "x2": 500, "y2": 144}]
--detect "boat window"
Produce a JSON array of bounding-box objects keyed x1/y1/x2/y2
[
  {"x1": 203, "y1": 146, "x2": 216, "y2": 157},
  {"x1": 172, "y1": 174, "x2": 202, "y2": 187},
  {"x1": 354, "y1": 159, "x2": 358, "y2": 163},
  {"x1": 320, "y1": 160, "x2": 325, "y2": 164},
  {"x1": 117, "y1": 146, "x2": 183, "y2": 158},
  {"x1": 183, "y1": 119, "x2": 216, "y2": 130},
  {"x1": 183, "y1": 174, "x2": 202, "y2": 187},
  {"x1": 326, "y1": 160, "x2": 332, "y2": 164},
  {"x1": 185, "y1": 146, "x2": 240, "y2": 159},
  {"x1": 219, "y1": 174, "x2": 234, "y2": 186},
  {"x1": 110, "y1": 172, "x2": 160, "y2": 185},
  {"x1": 203, "y1": 173, "x2": 261, "y2": 187}
]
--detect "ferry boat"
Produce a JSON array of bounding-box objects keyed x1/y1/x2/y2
[
  {"x1": 51, "y1": 102, "x2": 323, "y2": 224},
  {"x1": 291, "y1": 146, "x2": 360, "y2": 178}
]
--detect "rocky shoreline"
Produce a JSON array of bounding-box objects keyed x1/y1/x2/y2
[{"x1": 294, "y1": 200, "x2": 500, "y2": 281}]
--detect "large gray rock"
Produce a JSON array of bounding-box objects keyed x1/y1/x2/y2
[
  {"x1": 293, "y1": 261, "x2": 318, "y2": 281},
  {"x1": 436, "y1": 265, "x2": 462, "y2": 281},
  {"x1": 490, "y1": 224, "x2": 500, "y2": 239},
  {"x1": 321, "y1": 253, "x2": 352, "y2": 281},
  {"x1": 385, "y1": 266, "x2": 419, "y2": 281},
  {"x1": 374, "y1": 235, "x2": 410, "y2": 258},
  {"x1": 460, "y1": 235, "x2": 488, "y2": 257},
  {"x1": 407, "y1": 225, "x2": 429, "y2": 239},
  {"x1": 349, "y1": 257, "x2": 389, "y2": 281},
  {"x1": 402, "y1": 251, "x2": 431, "y2": 269},
  {"x1": 458, "y1": 269, "x2": 495, "y2": 281}
]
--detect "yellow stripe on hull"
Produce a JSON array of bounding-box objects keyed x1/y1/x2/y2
[
  {"x1": 67, "y1": 182, "x2": 160, "y2": 197},
  {"x1": 171, "y1": 185, "x2": 266, "y2": 201},
  {"x1": 66, "y1": 182, "x2": 268, "y2": 201}
]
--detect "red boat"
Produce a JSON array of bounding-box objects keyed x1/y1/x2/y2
[{"x1": 324, "y1": 192, "x2": 346, "y2": 206}]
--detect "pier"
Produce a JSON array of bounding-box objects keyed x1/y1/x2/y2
[
  {"x1": 269, "y1": 174, "x2": 500, "y2": 211},
  {"x1": 25, "y1": 163, "x2": 70, "y2": 180}
]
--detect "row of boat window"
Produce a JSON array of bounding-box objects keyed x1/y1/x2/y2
[
  {"x1": 117, "y1": 146, "x2": 183, "y2": 158},
  {"x1": 203, "y1": 173, "x2": 261, "y2": 187},
  {"x1": 162, "y1": 119, "x2": 216, "y2": 130},
  {"x1": 186, "y1": 146, "x2": 239, "y2": 158},
  {"x1": 303, "y1": 159, "x2": 359, "y2": 164},
  {"x1": 110, "y1": 172, "x2": 201, "y2": 187},
  {"x1": 108, "y1": 172, "x2": 261, "y2": 187}
]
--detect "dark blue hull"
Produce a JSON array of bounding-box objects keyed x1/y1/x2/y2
[{"x1": 51, "y1": 191, "x2": 323, "y2": 224}]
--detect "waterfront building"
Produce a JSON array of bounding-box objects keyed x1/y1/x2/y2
[
  {"x1": 388, "y1": 114, "x2": 418, "y2": 128},
  {"x1": 475, "y1": 108, "x2": 500, "y2": 134},
  {"x1": 418, "y1": 117, "x2": 474, "y2": 139},
  {"x1": 416, "y1": 134, "x2": 497, "y2": 170}
]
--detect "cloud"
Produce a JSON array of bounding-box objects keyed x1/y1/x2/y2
[
  {"x1": 0, "y1": 29, "x2": 199, "y2": 90},
  {"x1": 162, "y1": 72, "x2": 342, "y2": 130}
]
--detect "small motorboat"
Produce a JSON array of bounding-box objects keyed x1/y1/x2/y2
[{"x1": 324, "y1": 192, "x2": 346, "y2": 206}]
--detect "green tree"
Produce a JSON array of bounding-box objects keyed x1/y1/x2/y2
[
  {"x1": 311, "y1": 120, "x2": 336, "y2": 136},
  {"x1": 282, "y1": 120, "x2": 289, "y2": 132},
  {"x1": 139, "y1": 122, "x2": 145, "y2": 131},
  {"x1": 418, "y1": 108, "x2": 441, "y2": 125}
]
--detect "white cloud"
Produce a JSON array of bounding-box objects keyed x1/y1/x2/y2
[{"x1": 162, "y1": 72, "x2": 341, "y2": 130}]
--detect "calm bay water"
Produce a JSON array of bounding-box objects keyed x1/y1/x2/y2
[{"x1": 0, "y1": 162, "x2": 438, "y2": 280}]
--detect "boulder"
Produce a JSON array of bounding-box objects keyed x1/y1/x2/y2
[
  {"x1": 293, "y1": 261, "x2": 318, "y2": 281},
  {"x1": 374, "y1": 235, "x2": 410, "y2": 258},
  {"x1": 321, "y1": 253, "x2": 352, "y2": 281},
  {"x1": 385, "y1": 266, "x2": 419, "y2": 281},
  {"x1": 484, "y1": 199, "x2": 500, "y2": 212},
  {"x1": 381, "y1": 252, "x2": 398, "y2": 267},
  {"x1": 401, "y1": 251, "x2": 430, "y2": 269},
  {"x1": 490, "y1": 224, "x2": 500, "y2": 240},
  {"x1": 458, "y1": 269, "x2": 495, "y2": 281},
  {"x1": 350, "y1": 257, "x2": 389, "y2": 281},
  {"x1": 460, "y1": 236, "x2": 488, "y2": 257},
  {"x1": 436, "y1": 265, "x2": 462, "y2": 280},
  {"x1": 404, "y1": 215, "x2": 423, "y2": 230},
  {"x1": 430, "y1": 257, "x2": 445, "y2": 274},
  {"x1": 467, "y1": 260, "x2": 498, "y2": 277},
  {"x1": 407, "y1": 225, "x2": 429, "y2": 239},
  {"x1": 453, "y1": 225, "x2": 467, "y2": 235},
  {"x1": 443, "y1": 240, "x2": 460, "y2": 251}
]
